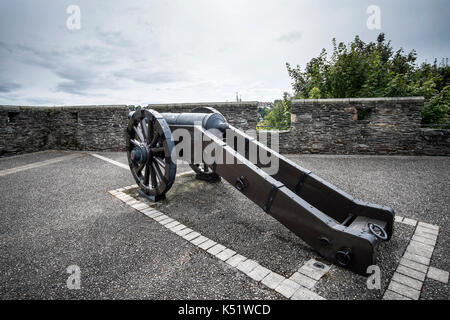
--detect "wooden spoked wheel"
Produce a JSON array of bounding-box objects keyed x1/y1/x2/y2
[{"x1": 127, "y1": 109, "x2": 176, "y2": 199}]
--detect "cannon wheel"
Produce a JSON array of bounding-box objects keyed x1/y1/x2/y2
[
  {"x1": 189, "y1": 107, "x2": 222, "y2": 182},
  {"x1": 127, "y1": 109, "x2": 177, "y2": 201}
]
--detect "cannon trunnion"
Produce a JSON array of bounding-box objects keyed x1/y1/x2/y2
[{"x1": 126, "y1": 108, "x2": 395, "y2": 275}]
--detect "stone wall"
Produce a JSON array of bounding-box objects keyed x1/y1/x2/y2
[
  {"x1": 0, "y1": 99, "x2": 448, "y2": 157},
  {"x1": 274, "y1": 97, "x2": 428, "y2": 155},
  {"x1": 0, "y1": 102, "x2": 258, "y2": 157},
  {"x1": 420, "y1": 128, "x2": 450, "y2": 156}
]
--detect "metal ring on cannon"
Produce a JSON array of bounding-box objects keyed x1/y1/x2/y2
[
  {"x1": 368, "y1": 223, "x2": 388, "y2": 241},
  {"x1": 126, "y1": 109, "x2": 177, "y2": 201}
]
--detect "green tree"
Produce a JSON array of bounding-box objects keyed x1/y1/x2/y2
[{"x1": 285, "y1": 34, "x2": 449, "y2": 125}]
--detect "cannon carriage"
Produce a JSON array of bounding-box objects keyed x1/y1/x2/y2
[{"x1": 126, "y1": 107, "x2": 395, "y2": 275}]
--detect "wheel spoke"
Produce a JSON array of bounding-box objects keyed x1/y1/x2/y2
[
  {"x1": 141, "y1": 119, "x2": 149, "y2": 143},
  {"x1": 150, "y1": 164, "x2": 157, "y2": 188},
  {"x1": 154, "y1": 156, "x2": 166, "y2": 169},
  {"x1": 143, "y1": 162, "x2": 150, "y2": 185},
  {"x1": 150, "y1": 132, "x2": 159, "y2": 147},
  {"x1": 130, "y1": 139, "x2": 140, "y2": 147},
  {"x1": 149, "y1": 119, "x2": 154, "y2": 145},
  {"x1": 151, "y1": 147, "x2": 164, "y2": 154},
  {"x1": 136, "y1": 162, "x2": 145, "y2": 174},
  {"x1": 153, "y1": 160, "x2": 167, "y2": 184},
  {"x1": 134, "y1": 125, "x2": 145, "y2": 143}
]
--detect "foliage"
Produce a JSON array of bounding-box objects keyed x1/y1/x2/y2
[
  {"x1": 286, "y1": 33, "x2": 449, "y2": 124},
  {"x1": 258, "y1": 92, "x2": 292, "y2": 130}
]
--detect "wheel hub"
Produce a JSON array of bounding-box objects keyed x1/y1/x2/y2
[{"x1": 131, "y1": 145, "x2": 148, "y2": 165}]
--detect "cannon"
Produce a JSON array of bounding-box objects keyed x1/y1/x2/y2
[{"x1": 126, "y1": 107, "x2": 395, "y2": 275}]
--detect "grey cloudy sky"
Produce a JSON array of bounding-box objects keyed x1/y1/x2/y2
[{"x1": 0, "y1": 0, "x2": 449, "y2": 105}]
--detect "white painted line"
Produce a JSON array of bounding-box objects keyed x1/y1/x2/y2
[
  {"x1": 91, "y1": 153, "x2": 129, "y2": 170},
  {"x1": 90, "y1": 153, "x2": 194, "y2": 178},
  {"x1": 0, "y1": 153, "x2": 82, "y2": 177}
]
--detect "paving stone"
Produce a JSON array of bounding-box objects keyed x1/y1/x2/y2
[
  {"x1": 170, "y1": 224, "x2": 186, "y2": 232},
  {"x1": 226, "y1": 254, "x2": 247, "y2": 267},
  {"x1": 159, "y1": 217, "x2": 174, "y2": 225},
  {"x1": 394, "y1": 216, "x2": 404, "y2": 223},
  {"x1": 403, "y1": 252, "x2": 430, "y2": 266},
  {"x1": 216, "y1": 248, "x2": 236, "y2": 261},
  {"x1": 164, "y1": 221, "x2": 180, "y2": 229},
  {"x1": 298, "y1": 259, "x2": 330, "y2": 281},
  {"x1": 388, "y1": 281, "x2": 420, "y2": 300},
  {"x1": 247, "y1": 265, "x2": 271, "y2": 282},
  {"x1": 427, "y1": 267, "x2": 449, "y2": 284},
  {"x1": 289, "y1": 272, "x2": 317, "y2": 289},
  {"x1": 190, "y1": 235, "x2": 209, "y2": 246},
  {"x1": 402, "y1": 218, "x2": 417, "y2": 226},
  {"x1": 153, "y1": 214, "x2": 169, "y2": 222},
  {"x1": 198, "y1": 239, "x2": 216, "y2": 250},
  {"x1": 400, "y1": 258, "x2": 429, "y2": 274},
  {"x1": 183, "y1": 231, "x2": 200, "y2": 241},
  {"x1": 412, "y1": 235, "x2": 436, "y2": 246},
  {"x1": 409, "y1": 240, "x2": 434, "y2": 251},
  {"x1": 414, "y1": 229, "x2": 438, "y2": 241},
  {"x1": 382, "y1": 290, "x2": 412, "y2": 300},
  {"x1": 140, "y1": 207, "x2": 157, "y2": 215},
  {"x1": 392, "y1": 272, "x2": 423, "y2": 290},
  {"x1": 207, "y1": 244, "x2": 226, "y2": 255},
  {"x1": 175, "y1": 228, "x2": 193, "y2": 236},
  {"x1": 406, "y1": 245, "x2": 433, "y2": 259},
  {"x1": 291, "y1": 287, "x2": 325, "y2": 300},
  {"x1": 416, "y1": 226, "x2": 439, "y2": 236},
  {"x1": 261, "y1": 272, "x2": 285, "y2": 290},
  {"x1": 149, "y1": 211, "x2": 164, "y2": 219},
  {"x1": 132, "y1": 203, "x2": 148, "y2": 210},
  {"x1": 236, "y1": 259, "x2": 259, "y2": 274},
  {"x1": 396, "y1": 265, "x2": 426, "y2": 281},
  {"x1": 274, "y1": 279, "x2": 301, "y2": 298},
  {"x1": 417, "y1": 222, "x2": 439, "y2": 231}
]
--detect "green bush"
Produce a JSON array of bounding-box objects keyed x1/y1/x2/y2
[{"x1": 286, "y1": 33, "x2": 449, "y2": 125}]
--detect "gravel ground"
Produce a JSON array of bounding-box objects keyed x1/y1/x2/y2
[{"x1": 0, "y1": 151, "x2": 448, "y2": 300}]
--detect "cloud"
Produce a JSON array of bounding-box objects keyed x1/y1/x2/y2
[
  {"x1": 276, "y1": 31, "x2": 302, "y2": 43},
  {"x1": 0, "y1": 81, "x2": 21, "y2": 93},
  {"x1": 113, "y1": 69, "x2": 188, "y2": 84}
]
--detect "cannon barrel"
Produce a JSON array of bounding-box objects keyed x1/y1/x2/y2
[{"x1": 128, "y1": 110, "x2": 228, "y2": 132}]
